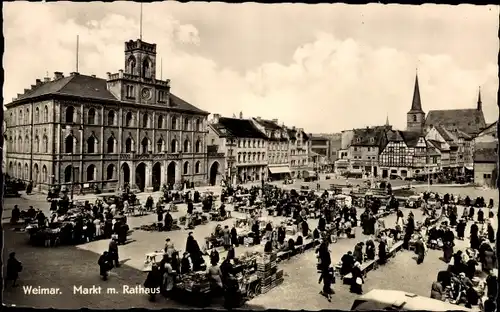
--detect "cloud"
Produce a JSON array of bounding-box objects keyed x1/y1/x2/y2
[{"x1": 3, "y1": 3, "x2": 498, "y2": 133}]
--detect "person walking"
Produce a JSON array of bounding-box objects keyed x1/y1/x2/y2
[
  {"x1": 144, "y1": 263, "x2": 162, "y2": 301},
  {"x1": 98, "y1": 251, "x2": 112, "y2": 281},
  {"x1": 5, "y1": 252, "x2": 22, "y2": 287},
  {"x1": 318, "y1": 266, "x2": 335, "y2": 301},
  {"x1": 108, "y1": 238, "x2": 120, "y2": 268}
]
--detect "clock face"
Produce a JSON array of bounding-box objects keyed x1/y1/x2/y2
[{"x1": 141, "y1": 88, "x2": 152, "y2": 100}]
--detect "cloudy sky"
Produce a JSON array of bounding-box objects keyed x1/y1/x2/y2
[{"x1": 3, "y1": 2, "x2": 499, "y2": 132}]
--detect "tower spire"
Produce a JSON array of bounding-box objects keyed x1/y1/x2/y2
[
  {"x1": 477, "y1": 86, "x2": 482, "y2": 111},
  {"x1": 140, "y1": 3, "x2": 143, "y2": 40},
  {"x1": 385, "y1": 113, "x2": 389, "y2": 126},
  {"x1": 410, "y1": 72, "x2": 423, "y2": 112}
]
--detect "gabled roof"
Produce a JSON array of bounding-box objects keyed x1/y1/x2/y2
[
  {"x1": 425, "y1": 108, "x2": 486, "y2": 136},
  {"x1": 434, "y1": 124, "x2": 458, "y2": 146},
  {"x1": 385, "y1": 129, "x2": 404, "y2": 142},
  {"x1": 253, "y1": 118, "x2": 282, "y2": 131},
  {"x1": 212, "y1": 117, "x2": 267, "y2": 139},
  {"x1": 286, "y1": 128, "x2": 297, "y2": 140},
  {"x1": 427, "y1": 139, "x2": 449, "y2": 152},
  {"x1": 409, "y1": 74, "x2": 423, "y2": 112},
  {"x1": 477, "y1": 121, "x2": 497, "y2": 137},
  {"x1": 8, "y1": 74, "x2": 208, "y2": 114},
  {"x1": 400, "y1": 131, "x2": 423, "y2": 147},
  {"x1": 351, "y1": 127, "x2": 387, "y2": 147}
]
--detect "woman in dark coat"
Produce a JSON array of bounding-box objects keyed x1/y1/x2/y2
[
  {"x1": 301, "y1": 220, "x2": 309, "y2": 237},
  {"x1": 318, "y1": 216, "x2": 326, "y2": 232},
  {"x1": 456, "y1": 218, "x2": 466, "y2": 240},
  {"x1": 449, "y1": 211, "x2": 457, "y2": 227},
  {"x1": 350, "y1": 262, "x2": 364, "y2": 295},
  {"x1": 442, "y1": 241, "x2": 454, "y2": 264},
  {"x1": 378, "y1": 239, "x2": 388, "y2": 264},
  {"x1": 277, "y1": 226, "x2": 286, "y2": 245},
  {"x1": 185, "y1": 233, "x2": 203, "y2": 271},
  {"x1": 340, "y1": 251, "x2": 354, "y2": 276},
  {"x1": 210, "y1": 248, "x2": 220, "y2": 265},
  {"x1": 365, "y1": 240, "x2": 376, "y2": 260},
  {"x1": 230, "y1": 226, "x2": 239, "y2": 247},
  {"x1": 477, "y1": 209, "x2": 484, "y2": 223},
  {"x1": 98, "y1": 251, "x2": 112, "y2": 281},
  {"x1": 6, "y1": 252, "x2": 22, "y2": 287},
  {"x1": 486, "y1": 274, "x2": 497, "y2": 299},
  {"x1": 487, "y1": 222, "x2": 495, "y2": 243},
  {"x1": 470, "y1": 223, "x2": 480, "y2": 250},
  {"x1": 227, "y1": 245, "x2": 235, "y2": 260},
  {"x1": 482, "y1": 248, "x2": 496, "y2": 274},
  {"x1": 353, "y1": 243, "x2": 364, "y2": 264},
  {"x1": 144, "y1": 264, "x2": 162, "y2": 301}
]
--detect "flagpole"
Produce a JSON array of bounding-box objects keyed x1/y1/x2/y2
[
  {"x1": 140, "y1": 3, "x2": 143, "y2": 40},
  {"x1": 76, "y1": 35, "x2": 79, "y2": 73}
]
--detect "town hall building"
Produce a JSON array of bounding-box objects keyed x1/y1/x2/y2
[{"x1": 4, "y1": 38, "x2": 218, "y2": 193}]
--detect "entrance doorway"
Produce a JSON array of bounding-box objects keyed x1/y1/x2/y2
[
  {"x1": 121, "y1": 163, "x2": 131, "y2": 188},
  {"x1": 382, "y1": 169, "x2": 388, "y2": 179},
  {"x1": 152, "y1": 162, "x2": 162, "y2": 192},
  {"x1": 135, "y1": 163, "x2": 146, "y2": 192},
  {"x1": 209, "y1": 162, "x2": 219, "y2": 186},
  {"x1": 167, "y1": 162, "x2": 176, "y2": 186}
]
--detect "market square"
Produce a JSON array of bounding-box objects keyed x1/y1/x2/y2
[{"x1": 2, "y1": 2, "x2": 498, "y2": 311}]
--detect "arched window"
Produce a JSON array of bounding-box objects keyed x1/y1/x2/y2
[
  {"x1": 183, "y1": 162, "x2": 189, "y2": 175},
  {"x1": 25, "y1": 135, "x2": 30, "y2": 152},
  {"x1": 17, "y1": 163, "x2": 21, "y2": 178},
  {"x1": 107, "y1": 136, "x2": 115, "y2": 153},
  {"x1": 88, "y1": 108, "x2": 96, "y2": 124},
  {"x1": 86, "y1": 165, "x2": 96, "y2": 181},
  {"x1": 238, "y1": 152, "x2": 241, "y2": 162},
  {"x1": 183, "y1": 139, "x2": 190, "y2": 153},
  {"x1": 19, "y1": 109, "x2": 23, "y2": 124},
  {"x1": 125, "y1": 137, "x2": 133, "y2": 153},
  {"x1": 125, "y1": 112, "x2": 133, "y2": 127},
  {"x1": 42, "y1": 165, "x2": 47, "y2": 183},
  {"x1": 171, "y1": 116, "x2": 177, "y2": 129},
  {"x1": 65, "y1": 135, "x2": 74, "y2": 153},
  {"x1": 184, "y1": 118, "x2": 190, "y2": 130},
  {"x1": 87, "y1": 136, "x2": 96, "y2": 153},
  {"x1": 141, "y1": 137, "x2": 149, "y2": 154},
  {"x1": 26, "y1": 109, "x2": 30, "y2": 123},
  {"x1": 413, "y1": 115, "x2": 417, "y2": 122},
  {"x1": 33, "y1": 164, "x2": 39, "y2": 183},
  {"x1": 171, "y1": 139, "x2": 177, "y2": 153},
  {"x1": 35, "y1": 107, "x2": 40, "y2": 123},
  {"x1": 195, "y1": 161, "x2": 201, "y2": 174},
  {"x1": 107, "y1": 110, "x2": 115, "y2": 126},
  {"x1": 106, "y1": 164, "x2": 115, "y2": 180},
  {"x1": 13, "y1": 137, "x2": 16, "y2": 153},
  {"x1": 158, "y1": 115, "x2": 164, "y2": 128},
  {"x1": 195, "y1": 140, "x2": 201, "y2": 153},
  {"x1": 142, "y1": 113, "x2": 149, "y2": 128},
  {"x1": 34, "y1": 136, "x2": 40, "y2": 153},
  {"x1": 43, "y1": 135, "x2": 48, "y2": 153},
  {"x1": 65, "y1": 106, "x2": 74, "y2": 123},
  {"x1": 128, "y1": 56, "x2": 136, "y2": 74},
  {"x1": 44, "y1": 105, "x2": 49, "y2": 122},
  {"x1": 24, "y1": 163, "x2": 29, "y2": 180},
  {"x1": 142, "y1": 58, "x2": 151, "y2": 78},
  {"x1": 157, "y1": 139, "x2": 164, "y2": 153},
  {"x1": 18, "y1": 136, "x2": 23, "y2": 152},
  {"x1": 196, "y1": 119, "x2": 201, "y2": 131},
  {"x1": 64, "y1": 165, "x2": 73, "y2": 183}
]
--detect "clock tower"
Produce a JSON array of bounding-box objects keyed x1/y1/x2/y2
[{"x1": 106, "y1": 39, "x2": 171, "y2": 105}]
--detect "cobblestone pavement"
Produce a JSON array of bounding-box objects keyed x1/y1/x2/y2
[{"x1": 3, "y1": 183, "x2": 496, "y2": 309}]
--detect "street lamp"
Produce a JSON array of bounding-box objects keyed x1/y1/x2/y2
[{"x1": 65, "y1": 124, "x2": 83, "y2": 202}]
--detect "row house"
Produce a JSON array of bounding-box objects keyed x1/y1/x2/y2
[
  {"x1": 310, "y1": 135, "x2": 331, "y2": 171},
  {"x1": 346, "y1": 126, "x2": 388, "y2": 177},
  {"x1": 425, "y1": 125, "x2": 472, "y2": 173},
  {"x1": 473, "y1": 121, "x2": 498, "y2": 187},
  {"x1": 252, "y1": 117, "x2": 291, "y2": 180},
  {"x1": 208, "y1": 114, "x2": 268, "y2": 185},
  {"x1": 378, "y1": 130, "x2": 429, "y2": 179},
  {"x1": 286, "y1": 126, "x2": 311, "y2": 178}
]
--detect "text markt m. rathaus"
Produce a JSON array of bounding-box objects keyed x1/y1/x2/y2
[{"x1": 73, "y1": 285, "x2": 160, "y2": 295}]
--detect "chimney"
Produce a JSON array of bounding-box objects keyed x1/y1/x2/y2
[
  {"x1": 91, "y1": 74, "x2": 96, "y2": 78},
  {"x1": 54, "y1": 72, "x2": 64, "y2": 80},
  {"x1": 212, "y1": 114, "x2": 220, "y2": 124},
  {"x1": 239, "y1": 111, "x2": 243, "y2": 119},
  {"x1": 70, "y1": 72, "x2": 79, "y2": 76},
  {"x1": 35, "y1": 79, "x2": 42, "y2": 86},
  {"x1": 272, "y1": 119, "x2": 278, "y2": 124},
  {"x1": 119, "y1": 69, "x2": 124, "y2": 78},
  {"x1": 31, "y1": 85, "x2": 36, "y2": 90},
  {"x1": 44, "y1": 77, "x2": 51, "y2": 83},
  {"x1": 106, "y1": 72, "x2": 111, "y2": 79}
]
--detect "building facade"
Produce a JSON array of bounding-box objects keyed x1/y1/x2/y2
[
  {"x1": 251, "y1": 118, "x2": 291, "y2": 180},
  {"x1": 5, "y1": 38, "x2": 210, "y2": 193},
  {"x1": 287, "y1": 127, "x2": 310, "y2": 178},
  {"x1": 348, "y1": 126, "x2": 388, "y2": 177},
  {"x1": 310, "y1": 135, "x2": 330, "y2": 171},
  {"x1": 473, "y1": 121, "x2": 498, "y2": 187},
  {"x1": 208, "y1": 115, "x2": 268, "y2": 184}
]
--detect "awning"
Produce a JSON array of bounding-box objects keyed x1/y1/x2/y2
[{"x1": 269, "y1": 166, "x2": 291, "y2": 174}]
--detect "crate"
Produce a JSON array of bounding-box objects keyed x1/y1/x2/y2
[
  {"x1": 257, "y1": 266, "x2": 277, "y2": 278},
  {"x1": 261, "y1": 284, "x2": 273, "y2": 294},
  {"x1": 257, "y1": 261, "x2": 276, "y2": 271},
  {"x1": 260, "y1": 275, "x2": 276, "y2": 287}
]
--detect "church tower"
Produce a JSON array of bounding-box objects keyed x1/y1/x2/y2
[
  {"x1": 406, "y1": 73, "x2": 426, "y2": 133},
  {"x1": 124, "y1": 39, "x2": 157, "y2": 79},
  {"x1": 477, "y1": 87, "x2": 482, "y2": 111}
]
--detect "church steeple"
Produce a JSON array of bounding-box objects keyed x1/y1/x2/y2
[
  {"x1": 410, "y1": 73, "x2": 423, "y2": 112},
  {"x1": 477, "y1": 87, "x2": 482, "y2": 111},
  {"x1": 385, "y1": 114, "x2": 390, "y2": 126},
  {"x1": 406, "y1": 71, "x2": 426, "y2": 133}
]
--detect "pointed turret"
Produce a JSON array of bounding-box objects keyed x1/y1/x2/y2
[
  {"x1": 477, "y1": 87, "x2": 482, "y2": 111},
  {"x1": 410, "y1": 74, "x2": 423, "y2": 112},
  {"x1": 385, "y1": 114, "x2": 390, "y2": 126}
]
